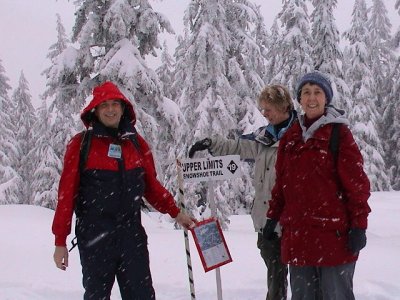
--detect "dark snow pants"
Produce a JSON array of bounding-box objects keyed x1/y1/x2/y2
[
  {"x1": 78, "y1": 227, "x2": 155, "y2": 300},
  {"x1": 258, "y1": 233, "x2": 288, "y2": 300},
  {"x1": 289, "y1": 262, "x2": 356, "y2": 300}
]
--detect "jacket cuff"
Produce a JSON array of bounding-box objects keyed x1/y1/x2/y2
[
  {"x1": 55, "y1": 235, "x2": 67, "y2": 247},
  {"x1": 352, "y1": 218, "x2": 367, "y2": 230},
  {"x1": 168, "y1": 206, "x2": 180, "y2": 219}
]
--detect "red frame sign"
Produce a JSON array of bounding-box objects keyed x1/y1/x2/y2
[{"x1": 190, "y1": 218, "x2": 233, "y2": 272}]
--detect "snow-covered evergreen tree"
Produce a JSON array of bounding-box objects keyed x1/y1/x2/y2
[
  {"x1": 384, "y1": 0, "x2": 400, "y2": 189},
  {"x1": 12, "y1": 71, "x2": 37, "y2": 203},
  {"x1": 367, "y1": 0, "x2": 394, "y2": 113},
  {"x1": 394, "y1": 0, "x2": 400, "y2": 49},
  {"x1": 171, "y1": 33, "x2": 190, "y2": 101},
  {"x1": 264, "y1": 18, "x2": 281, "y2": 85},
  {"x1": 31, "y1": 100, "x2": 62, "y2": 209},
  {"x1": 367, "y1": 0, "x2": 399, "y2": 191},
  {"x1": 156, "y1": 40, "x2": 175, "y2": 99},
  {"x1": 383, "y1": 74, "x2": 400, "y2": 190},
  {"x1": 0, "y1": 60, "x2": 11, "y2": 101},
  {"x1": 310, "y1": 0, "x2": 351, "y2": 110},
  {"x1": 40, "y1": 14, "x2": 81, "y2": 210},
  {"x1": 63, "y1": 0, "x2": 192, "y2": 219},
  {"x1": 252, "y1": 4, "x2": 270, "y2": 84},
  {"x1": 343, "y1": 0, "x2": 391, "y2": 191},
  {"x1": 172, "y1": 0, "x2": 268, "y2": 227},
  {"x1": 271, "y1": 0, "x2": 313, "y2": 96},
  {"x1": 0, "y1": 60, "x2": 21, "y2": 204},
  {"x1": 42, "y1": 14, "x2": 80, "y2": 162},
  {"x1": 70, "y1": 0, "x2": 182, "y2": 166}
]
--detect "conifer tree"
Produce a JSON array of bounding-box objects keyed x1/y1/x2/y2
[
  {"x1": 264, "y1": 18, "x2": 281, "y2": 85},
  {"x1": 252, "y1": 5, "x2": 270, "y2": 83},
  {"x1": 0, "y1": 60, "x2": 11, "y2": 100},
  {"x1": 42, "y1": 14, "x2": 79, "y2": 162},
  {"x1": 171, "y1": 34, "x2": 189, "y2": 101},
  {"x1": 153, "y1": 38, "x2": 190, "y2": 206},
  {"x1": 12, "y1": 71, "x2": 37, "y2": 203},
  {"x1": 384, "y1": 0, "x2": 400, "y2": 189},
  {"x1": 310, "y1": 0, "x2": 351, "y2": 110},
  {"x1": 172, "y1": 0, "x2": 267, "y2": 226},
  {"x1": 368, "y1": 0, "x2": 395, "y2": 113},
  {"x1": 156, "y1": 41, "x2": 175, "y2": 99},
  {"x1": 394, "y1": 0, "x2": 400, "y2": 49},
  {"x1": 383, "y1": 75, "x2": 400, "y2": 189},
  {"x1": 31, "y1": 100, "x2": 61, "y2": 209},
  {"x1": 41, "y1": 15, "x2": 80, "y2": 210},
  {"x1": 271, "y1": 0, "x2": 313, "y2": 96},
  {"x1": 343, "y1": 0, "x2": 391, "y2": 191},
  {"x1": 70, "y1": 0, "x2": 182, "y2": 180},
  {"x1": 0, "y1": 60, "x2": 21, "y2": 204},
  {"x1": 368, "y1": 0, "x2": 399, "y2": 191}
]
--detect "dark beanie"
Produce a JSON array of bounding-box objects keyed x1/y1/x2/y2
[{"x1": 296, "y1": 71, "x2": 333, "y2": 104}]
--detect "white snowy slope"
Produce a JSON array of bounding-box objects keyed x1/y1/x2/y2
[{"x1": 0, "y1": 191, "x2": 399, "y2": 299}]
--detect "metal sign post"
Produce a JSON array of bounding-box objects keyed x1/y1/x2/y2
[
  {"x1": 207, "y1": 180, "x2": 224, "y2": 300},
  {"x1": 176, "y1": 159, "x2": 196, "y2": 300},
  {"x1": 179, "y1": 155, "x2": 241, "y2": 300}
]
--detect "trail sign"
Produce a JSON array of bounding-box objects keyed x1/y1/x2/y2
[
  {"x1": 190, "y1": 218, "x2": 232, "y2": 272},
  {"x1": 177, "y1": 154, "x2": 242, "y2": 300},
  {"x1": 180, "y1": 155, "x2": 241, "y2": 183}
]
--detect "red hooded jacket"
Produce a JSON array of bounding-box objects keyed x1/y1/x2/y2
[
  {"x1": 52, "y1": 82, "x2": 180, "y2": 246},
  {"x1": 267, "y1": 119, "x2": 371, "y2": 266}
]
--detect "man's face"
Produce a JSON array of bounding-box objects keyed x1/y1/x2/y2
[
  {"x1": 95, "y1": 99, "x2": 124, "y2": 128},
  {"x1": 259, "y1": 101, "x2": 289, "y2": 125}
]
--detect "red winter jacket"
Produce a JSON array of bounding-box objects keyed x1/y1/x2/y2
[
  {"x1": 267, "y1": 116, "x2": 371, "y2": 266},
  {"x1": 52, "y1": 82, "x2": 180, "y2": 247}
]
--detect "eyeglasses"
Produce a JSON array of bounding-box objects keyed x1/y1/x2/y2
[{"x1": 259, "y1": 108, "x2": 267, "y2": 115}]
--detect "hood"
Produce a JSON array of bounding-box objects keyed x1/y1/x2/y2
[
  {"x1": 241, "y1": 110, "x2": 297, "y2": 146},
  {"x1": 317, "y1": 105, "x2": 349, "y2": 126},
  {"x1": 80, "y1": 81, "x2": 136, "y2": 128},
  {"x1": 299, "y1": 105, "x2": 350, "y2": 141}
]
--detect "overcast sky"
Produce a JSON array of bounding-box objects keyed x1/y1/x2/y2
[{"x1": 0, "y1": 0, "x2": 399, "y2": 107}]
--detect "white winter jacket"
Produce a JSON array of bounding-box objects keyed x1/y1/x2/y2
[{"x1": 209, "y1": 134, "x2": 279, "y2": 233}]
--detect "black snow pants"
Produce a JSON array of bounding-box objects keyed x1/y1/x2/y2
[
  {"x1": 257, "y1": 233, "x2": 288, "y2": 300},
  {"x1": 77, "y1": 224, "x2": 155, "y2": 300}
]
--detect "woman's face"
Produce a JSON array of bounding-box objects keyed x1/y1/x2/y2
[
  {"x1": 299, "y1": 83, "x2": 326, "y2": 119},
  {"x1": 259, "y1": 101, "x2": 289, "y2": 125}
]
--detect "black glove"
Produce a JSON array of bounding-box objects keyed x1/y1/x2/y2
[
  {"x1": 188, "y1": 138, "x2": 212, "y2": 158},
  {"x1": 348, "y1": 228, "x2": 367, "y2": 253},
  {"x1": 262, "y1": 219, "x2": 278, "y2": 240}
]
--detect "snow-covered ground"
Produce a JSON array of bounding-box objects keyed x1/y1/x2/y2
[{"x1": 1, "y1": 191, "x2": 399, "y2": 299}]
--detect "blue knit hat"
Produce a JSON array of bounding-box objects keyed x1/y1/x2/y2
[{"x1": 296, "y1": 71, "x2": 333, "y2": 104}]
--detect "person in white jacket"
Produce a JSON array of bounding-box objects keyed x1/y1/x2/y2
[{"x1": 189, "y1": 84, "x2": 297, "y2": 300}]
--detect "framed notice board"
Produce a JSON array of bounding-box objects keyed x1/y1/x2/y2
[{"x1": 190, "y1": 218, "x2": 232, "y2": 272}]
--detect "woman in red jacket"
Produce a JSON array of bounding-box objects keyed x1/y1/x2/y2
[
  {"x1": 52, "y1": 81, "x2": 194, "y2": 300},
  {"x1": 264, "y1": 71, "x2": 371, "y2": 300}
]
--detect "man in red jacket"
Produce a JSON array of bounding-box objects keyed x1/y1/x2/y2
[{"x1": 52, "y1": 81, "x2": 194, "y2": 300}]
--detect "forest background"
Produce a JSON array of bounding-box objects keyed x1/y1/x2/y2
[{"x1": 0, "y1": 0, "x2": 399, "y2": 226}]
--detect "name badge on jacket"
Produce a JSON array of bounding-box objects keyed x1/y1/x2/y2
[{"x1": 108, "y1": 144, "x2": 122, "y2": 159}]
